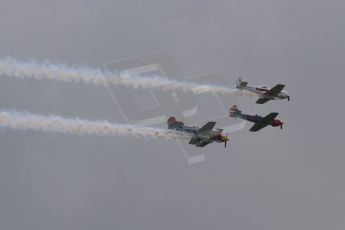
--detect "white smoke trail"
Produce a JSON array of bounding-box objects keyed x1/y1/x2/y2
[
  {"x1": 0, "y1": 57, "x2": 237, "y2": 95},
  {"x1": 0, "y1": 110, "x2": 191, "y2": 141}
]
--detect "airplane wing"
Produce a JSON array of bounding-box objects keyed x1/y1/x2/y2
[
  {"x1": 189, "y1": 137, "x2": 211, "y2": 147},
  {"x1": 198, "y1": 122, "x2": 216, "y2": 133},
  {"x1": 264, "y1": 84, "x2": 285, "y2": 97},
  {"x1": 188, "y1": 137, "x2": 199, "y2": 145},
  {"x1": 262, "y1": 112, "x2": 279, "y2": 123},
  {"x1": 249, "y1": 112, "x2": 279, "y2": 132},
  {"x1": 256, "y1": 97, "x2": 271, "y2": 104},
  {"x1": 249, "y1": 123, "x2": 267, "y2": 132},
  {"x1": 196, "y1": 140, "x2": 211, "y2": 147}
]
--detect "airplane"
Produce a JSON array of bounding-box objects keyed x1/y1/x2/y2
[
  {"x1": 236, "y1": 78, "x2": 290, "y2": 104},
  {"x1": 167, "y1": 116, "x2": 229, "y2": 148},
  {"x1": 229, "y1": 105, "x2": 284, "y2": 132}
]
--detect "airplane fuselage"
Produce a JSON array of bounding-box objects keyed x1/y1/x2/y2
[
  {"x1": 168, "y1": 122, "x2": 198, "y2": 134},
  {"x1": 167, "y1": 117, "x2": 229, "y2": 147},
  {"x1": 172, "y1": 124, "x2": 222, "y2": 142},
  {"x1": 235, "y1": 113, "x2": 283, "y2": 128},
  {"x1": 239, "y1": 85, "x2": 289, "y2": 100}
]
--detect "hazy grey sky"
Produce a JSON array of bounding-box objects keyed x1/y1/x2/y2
[{"x1": 0, "y1": 0, "x2": 344, "y2": 229}]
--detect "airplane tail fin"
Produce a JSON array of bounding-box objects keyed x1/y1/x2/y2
[
  {"x1": 229, "y1": 105, "x2": 242, "y2": 117},
  {"x1": 236, "y1": 78, "x2": 248, "y2": 89},
  {"x1": 167, "y1": 116, "x2": 176, "y2": 127},
  {"x1": 167, "y1": 116, "x2": 184, "y2": 129}
]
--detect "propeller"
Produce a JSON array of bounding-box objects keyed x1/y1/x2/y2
[
  {"x1": 280, "y1": 125, "x2": 283, "y2": 129},
  {"x1": 287, "y1": 96, "x2": 290, "y2": 101},
  {"x1": 224, "y1": 134, "x2": 228, "y2": 148}
]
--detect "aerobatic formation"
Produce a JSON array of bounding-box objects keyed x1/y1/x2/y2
[
  {"x1": 0, "y1": 57, "x2": 290, "y2": 151},
  {"x1": 168, "y1": 78, "x2": 290, "y2": 147}
]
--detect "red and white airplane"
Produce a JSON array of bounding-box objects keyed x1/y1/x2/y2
[{"x1": 236, "y1": 78, "x2": 290, "y2": 104}]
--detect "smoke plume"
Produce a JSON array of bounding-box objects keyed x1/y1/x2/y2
[
  {"x1": 0, "y1": 57, "x2": 237, "y2": 95},
  {"x1": 0, "y1": 110, "x2": 190, "y2": 141}
]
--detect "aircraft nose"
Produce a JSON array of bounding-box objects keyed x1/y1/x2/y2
[
  {"x1": 276, "y1": 120, "x2": 284, "y2": 128},
  {"x1": 276, "y1": 118, "x2": 283, "y2": 124}
]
